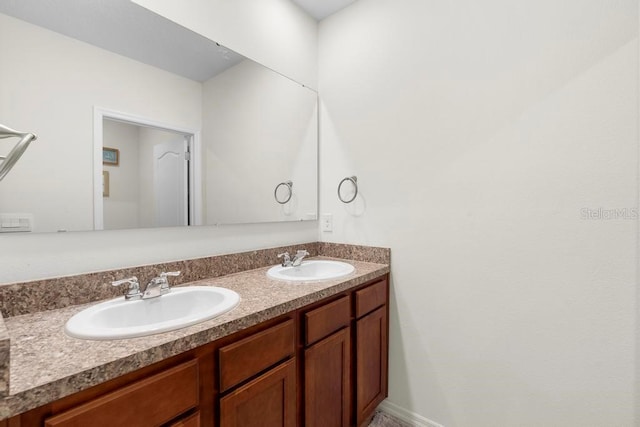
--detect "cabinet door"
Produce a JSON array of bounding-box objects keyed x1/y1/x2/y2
[
  {"x1": 304, "y1": 327, "x2": 351, "y2": 427},
  {"x1": 219, "y1": 359, "x2": 296, "y2": 427},
  {"x1": 356, "y1": 306, "x2": 388, "y2": 426},
  {"x1": 169, "y1": 411, "x2": 200, "y2": 427}
]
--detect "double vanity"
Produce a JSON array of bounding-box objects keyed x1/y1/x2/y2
[{"x1": 0, "y1": 243, "x2": 390, "y2": 427}]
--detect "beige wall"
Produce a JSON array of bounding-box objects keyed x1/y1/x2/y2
[{"x1": 319, "y1": 0, "x2": 638, "y2": 425}]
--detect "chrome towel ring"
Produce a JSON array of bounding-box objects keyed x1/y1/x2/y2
[
  {"x1": 0, "y1": 123, "x2": 37, "y2": 182},
  {"x1": 274, "y1": 180, "x2": 293, "y2": 204},
  {"x1": 338, "y1": 176, "x2": 358, "y2": 203}
]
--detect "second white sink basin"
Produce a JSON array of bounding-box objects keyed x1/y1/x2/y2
[
  {"x1": 65, "y1": 286, "x2": 240, "y2": 340},
  {"x1": 267, "y1": 260, "x2": 355, "y2": 282}
]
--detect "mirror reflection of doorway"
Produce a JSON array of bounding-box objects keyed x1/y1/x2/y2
[
  {"x1": 152, "y1": 138, "x2": 188, "y2": 227},
  {"x1": 94, "y1": 108, "x2": 197, "y2": 231}
]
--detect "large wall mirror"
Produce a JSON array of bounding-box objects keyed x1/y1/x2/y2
[{"x1": 0, "y1": 0, "x2": 318, "y2": 233}]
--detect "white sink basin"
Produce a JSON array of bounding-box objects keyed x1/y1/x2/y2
[
  {"x1": 65, "y1": 286, "x2": 240, "y2": 340},
  {"x1": 267, "y1": 260, "x2": 355, "y2": 282}
]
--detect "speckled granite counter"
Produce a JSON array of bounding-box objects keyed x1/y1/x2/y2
[{"x1": 0, "y1": 256, "x2": 389, "y2": 419}]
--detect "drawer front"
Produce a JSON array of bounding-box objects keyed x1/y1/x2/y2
[
  {"x1": 219, "y1": 319, "x2": 295, "y2": 392},
  {"x1": 45, "y1": 360, "x2": 199, "y2": 427},
  {"x1": 305, "y1": 295, "x2": 350, "y2": 346},
  {"x1": 355, "y1": 279, "x2": 387, "y2": 318}
]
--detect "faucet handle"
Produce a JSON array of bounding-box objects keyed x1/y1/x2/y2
[
  {"x1": 160, "y1": 271, "x2": 181, "y2": 278},
  {"x1": 157, "y1": 271, "x2": 180, "y2": 290},
  {"x1": 277, "y1": 252, "x2": 291, "y2": 267},
  {"x1": 292, "y1": 249, "x2": 310, "y2": 266},
  {"x1": 111, "y1": 276, "x2": 142, "y2": 300},
  {"x1": 112, "y1": 276, "x2": 138, "y2": 286}
]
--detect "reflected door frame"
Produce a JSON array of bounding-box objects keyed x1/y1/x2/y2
[{"x1": 92, "y1": 106, "x2": 202, "y2": 230}]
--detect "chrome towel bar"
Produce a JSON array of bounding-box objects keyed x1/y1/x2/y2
[{"x1": 0, "y1": 123, "x2": 37, "y2": 182}]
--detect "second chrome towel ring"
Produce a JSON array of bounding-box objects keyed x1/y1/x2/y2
[
  {"x1": 274, "y1": 180, "x2": 293, "y2": 204},
  {"x1": 338, "y1": 176, "x2": 358, "y2": 203}
]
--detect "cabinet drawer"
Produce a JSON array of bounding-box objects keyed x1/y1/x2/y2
[
  {"x1": 305, "y1": 296, "x2": 350, "y2": 346},
  {"x1": 219, "y1": 319, "x2": 295, "y2": 392},
  {"x1": 45, "y1": 359, "x2": 199, "y2": 427},
  {"x1": 355, "y1": 279, "x2": 387, "y2": 318}
]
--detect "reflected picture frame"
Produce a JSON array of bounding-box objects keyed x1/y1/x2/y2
[{"x1": 103, "y1": 147, "x2": 119, "y2": 166}]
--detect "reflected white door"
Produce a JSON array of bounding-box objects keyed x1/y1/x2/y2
[{"x1": 153, "y1": 137, "x2": 188, "y2": 226}]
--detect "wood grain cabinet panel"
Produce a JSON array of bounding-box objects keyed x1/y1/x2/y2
[
  {"x1": 44, "y1": 360, "x2": 199, "y2": 427},
  {"x1": 219, "y1": 320, "x2": 295, "y2": 392},
  {"x1": 304, "y1": 296, "x2": 350, "y2": 345},
  {"x1": 356, "y1": 306, "x2": 388, "y2": 426},
  {"x1": 219, "y1": 359, "x2": 296, "y2": 427},
  {"x1": 304, "y1": 327, "x2": 351, "y2": 427},
  {"x1": 169, "y1": 411, "x2": 201, "y2": 427},
  {"x1": 355, "y1": 279, "x2": 387, "y2": 318}
]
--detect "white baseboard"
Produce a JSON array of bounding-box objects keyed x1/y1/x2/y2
[{"x1": 378, "y1": 400, "x2": 445, "y2": 427}]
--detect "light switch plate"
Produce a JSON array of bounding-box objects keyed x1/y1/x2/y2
[{"x1": 321, "y1": 213, "x2": 333, "y2": 232}]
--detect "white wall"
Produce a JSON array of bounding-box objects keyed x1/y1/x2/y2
[
  {"x1": 0, "y1": 6, "x2": 319, "y2": 284},
  {"x1": 131, "y1": 0, "x2": 318, "y2": 90},
  {"x1": 319, "y1": 0, "x2": 638, "y2": 426},
  {"x1": 103, "y1": 120, "x2": 140, "y2": 230},
  {"x1": 203, "y1": 59, "x2": 318, "y2": 224}
]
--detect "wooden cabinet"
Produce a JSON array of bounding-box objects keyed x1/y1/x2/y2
[
  {"x1": 219, "y1": 359, "x2": 296, "y2": 427},
  {"x1": 304, "y1": 327, "x2": 351, "y2": 427},
  {"x1": 44, "y1": 360, "x2": 199, "y2": 427},
  {"x1": 10, "y1": 274, "x2": 389, "y2": 427},
  {"x1": 355, "y1": 306, "x2": 388, "y2": 426},
  {"x1": 218, "y1": 320, "x2": 296, "y2": 427},
  {"x1": 170, "y1": 412, "x2": 201, "y2": 427},
  {"x1": 218, "y1": 320, "x2": 295, "y2": 392},
  {"x1": 354, "y1": 278, "x2": 389, "y2": 426},
  {"x1": 303, "y1": 295, "x2": 351, "y2": 427}
]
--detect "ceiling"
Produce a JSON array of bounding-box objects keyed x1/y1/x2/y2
[
  {"x1": 0, "y1": 0, "x2": 357, "y2": 82},
  {"x1": 291, "y1": 0, "x2": 357, "y2": 20},
  {"x1": 0, "y1": 0, "x2": 244, "y2": 82}
]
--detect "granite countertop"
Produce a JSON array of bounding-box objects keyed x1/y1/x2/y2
[{"x1": 0, "y1": 257, "x2": 389, "y2": 419}]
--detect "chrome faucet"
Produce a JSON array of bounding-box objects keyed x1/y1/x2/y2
[
  {"x1": 112, "y1": 276, "x2": 142, "y2": 300},
  {"x1": 292, "y1": 249, "x2": 309, "y2": 266},
  {"x1": 278, "y1": 249, "x2": 310, "y2": 267},
  {"x1": 143, "y1": 271, "x2": 181, "y2": 299}
]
